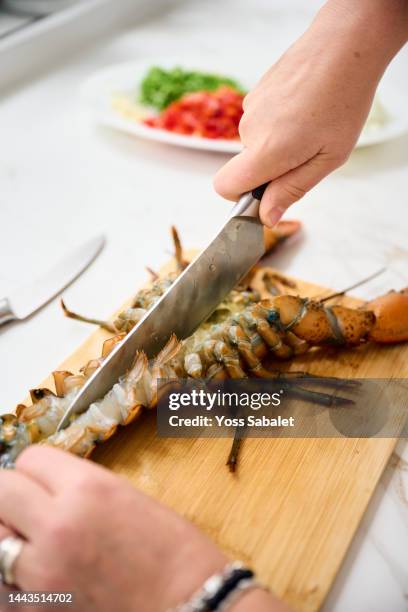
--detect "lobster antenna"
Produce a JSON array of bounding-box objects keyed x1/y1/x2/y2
[{"x1": 320, "y1": 267, "x2": 387, "y2": 303}]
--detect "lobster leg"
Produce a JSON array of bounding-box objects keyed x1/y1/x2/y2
[
  {"x1": 226, "y1": 429, "x2": 244, "y2": 473},
  {"x1": 61, "y1": 299, "x2": 118, "y2": 333},
  {"x1": 212, "y1": 340, "x2": 247, "y2": 379}
]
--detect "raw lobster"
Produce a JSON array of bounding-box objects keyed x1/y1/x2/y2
[
  {"x1": 1, "y1": 282, "x2": 407, "y2": 468},
  {"x1": 1, "y1": 221, "x2": 407, "y2": 469}
]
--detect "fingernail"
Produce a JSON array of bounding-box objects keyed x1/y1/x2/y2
[{"x1": 265, "y1": 207, "x2": 284, "y2": 227}]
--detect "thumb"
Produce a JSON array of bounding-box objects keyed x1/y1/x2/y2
[{"x1": 259, "y1": 154, "x2": 337, "y2": 227}]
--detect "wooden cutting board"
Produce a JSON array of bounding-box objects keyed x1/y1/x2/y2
[{"x1": 26, "y1": 255, "x2": 407, "y2": 612}]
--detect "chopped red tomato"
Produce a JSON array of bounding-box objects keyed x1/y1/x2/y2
[{"x1": 143, "y1": 86, "x2": 244, "y2": 140}]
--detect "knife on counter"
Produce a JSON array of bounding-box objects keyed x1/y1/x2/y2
[
  {"x1": 57, "y1": 185, "x2": 267, "y2": 431},
  {"x1": 0, "y1": 235, "x2": 105, "y2": 326}
]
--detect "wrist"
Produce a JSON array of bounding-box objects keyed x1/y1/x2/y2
[
  {"x1": 317, "y1": 0, "x2": 408, "y2": 69},
  {"x1": 160, "y1": 526, "x2": 227, "y2": 610}
]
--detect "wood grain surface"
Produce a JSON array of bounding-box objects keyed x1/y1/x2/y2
[{"x1": 26, "y1": 254, "x2": 407, "y2": 611}]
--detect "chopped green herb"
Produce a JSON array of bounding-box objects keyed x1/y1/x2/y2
[{"x1": 139, "y1": 66, "x2": 245, "y2": 110}]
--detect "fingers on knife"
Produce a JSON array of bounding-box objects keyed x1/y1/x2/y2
[{"x1": 214, "y1": 148, "x2": 290, "y2": 201}]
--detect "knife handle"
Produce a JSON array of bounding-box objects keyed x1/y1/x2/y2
[
  {"x1": 231, "y1": 183, "x2": 269, "y2": 219},
  {"x1": 251, "y1": 183, "x2": 269, "y2": 201},
  {"x1": 0, "y1": 297, "x2": 16, "y2": 326}
]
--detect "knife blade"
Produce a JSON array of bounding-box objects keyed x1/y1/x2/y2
[
  {"x1": 57, "y1": 186, "x2": 267, "y2": 431},
  {"x1": 0, "y1": 234, "x2": 105, "y2": 325}
]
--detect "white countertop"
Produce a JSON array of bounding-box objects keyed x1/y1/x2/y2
[{"x1": 0, "y1": 0, "x2": 407, "y2": 609}]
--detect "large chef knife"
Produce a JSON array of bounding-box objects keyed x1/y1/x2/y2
[
  {"x1": 0, "y1": 235, "x2": 105, "y2": 326},
  {"x1": 57, "y1": 186, "x2": 267, "y2": 431}
]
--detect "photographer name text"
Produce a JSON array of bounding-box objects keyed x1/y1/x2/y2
[{"x1": 168, "y1": 415, "x2": 295, "y2": 428}]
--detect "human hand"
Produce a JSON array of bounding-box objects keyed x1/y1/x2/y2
[
  {"x1": 0, "y1": 446, "x2": 228, "y2": 612},
  {"x1": 0, "y1": 447, "x2": 291, "y2": 612},
  {"x1": 214, "y1": 0, "x2": 408, "y2": 227}
]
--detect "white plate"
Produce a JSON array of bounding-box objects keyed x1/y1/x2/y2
[{"x1": 81, "y1": 59, "x2": 408, "y2": 153}]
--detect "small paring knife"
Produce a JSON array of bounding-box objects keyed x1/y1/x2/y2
[
  {"x1": 0, "y1": 235, "x2": 105, "y2": 326},
  {"x1": 57, "y1": 186, "x2": 268, "y2": 431}
]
